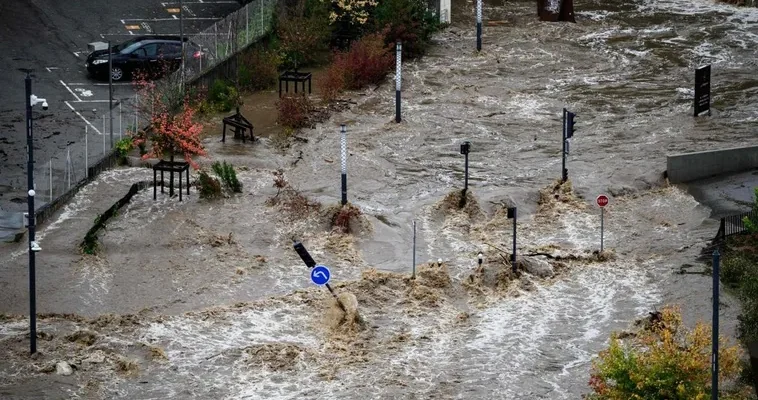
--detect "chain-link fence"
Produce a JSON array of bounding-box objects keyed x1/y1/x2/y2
[
  {"x1": 31, "y1": 96, "x2": 144, "y2": 223},
  {"x1": 172, "y1": 0, "x2": 277, "y2": 84}
]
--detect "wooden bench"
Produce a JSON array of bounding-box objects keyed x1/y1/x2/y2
[{"x1": 222, "y1": 107, "x2": 254, "y2": 143}]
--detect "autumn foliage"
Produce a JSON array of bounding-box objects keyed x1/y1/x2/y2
[
  {"x1": 131, "y1": 72, "x2": 206, "y2": 169},
  {"x1": 319, "y1": 32, "x2": 394, "y2": 102},
  {"x1": 588, "y1": 305, "x2": 743, "y2": 399}
]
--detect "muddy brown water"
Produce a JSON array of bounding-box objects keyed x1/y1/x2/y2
[{"x1": 2, "y1": 0, "x2": 758, "y2": 398}]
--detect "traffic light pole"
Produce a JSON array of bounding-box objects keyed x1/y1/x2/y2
[{"x1": 562, "y1": 108, "x2": 567, "y2": 182}]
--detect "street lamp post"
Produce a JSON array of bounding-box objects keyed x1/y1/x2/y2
[{"x1": 24, "y1": 71, "x2": 46, "y2": 355}]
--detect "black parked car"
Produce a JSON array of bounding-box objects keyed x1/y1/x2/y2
[{"x1": 85, "y1": 36, "x2": 210, "y2": 81}]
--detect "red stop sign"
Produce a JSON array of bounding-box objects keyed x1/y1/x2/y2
[{"x1": 596, "y1": 194, "x2": 609, "y2": 208}]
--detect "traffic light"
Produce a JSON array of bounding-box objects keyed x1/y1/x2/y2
[{"x1": 566, "y1": 111, "x2": 576, "y2": 139}]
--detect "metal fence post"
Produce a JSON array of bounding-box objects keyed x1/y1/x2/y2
[
  {"x1": 66, "y1": 146, "x2": 71, "y2": 189},
  {"x1": 48, "y1": 159, "x2": 52, "y2": 202},
  {"x1": 85, "y1": 126, "x2": 89, "y2": 178}
]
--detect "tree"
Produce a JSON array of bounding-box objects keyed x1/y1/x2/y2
[
  {"x1": 131, "y1": 70, "x2": 206, "y2": 169},
  {"x1": 588, "y1": 305, "x2": 743, "y2": 400}
]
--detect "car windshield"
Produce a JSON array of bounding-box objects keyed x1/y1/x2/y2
[
  {"x1": 119, "y1": 41, "x2": 144, "y2": 55},
  {"x1": 113, "y1": 38, "x2": 141, "y2": 53}
]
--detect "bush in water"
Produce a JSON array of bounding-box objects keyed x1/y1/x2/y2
[{"x1": 588, "y1": 305, "x2": 743, "y2": 399}]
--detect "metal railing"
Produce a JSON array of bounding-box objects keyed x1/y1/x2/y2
[
  {"x1": 171, "y1": 0, "x2": 277, "y2": 84},
  {"x1": 717, "y1": 210, "x2": 757, "y2": 240}
]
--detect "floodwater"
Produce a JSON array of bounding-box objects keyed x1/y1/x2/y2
[{"x1": 2, "y1": 0, "x2": 758, "y2": 398}]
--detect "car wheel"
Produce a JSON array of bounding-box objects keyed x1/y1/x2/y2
[{"x1": 111, "y1": 67, "x2": 124, "y2": 81}]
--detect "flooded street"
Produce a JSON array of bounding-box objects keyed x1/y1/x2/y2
[{"x1": 2, "y1": 0, "x2": 758, "y2": 398}]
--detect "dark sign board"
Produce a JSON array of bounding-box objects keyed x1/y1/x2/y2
[
  {"x1": 537, "y1": 0, "x2": 575, "y2": 22},
  {"x1": 694, "y1": 64, "x2": 711, "y2": 117}
]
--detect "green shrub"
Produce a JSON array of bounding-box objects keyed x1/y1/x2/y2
[
  {"x1": 198, "y1": 170, "x2": 222, "y2": 199},
  {"x1": 208, "y1": 80, "x2": 239, "y2": 112},
  {"x1": 115, "y1": 137, "x2": 134, "y2": 158},
  {"x1": 211, "y1": 161, "x2": 242, "y2": 193},
  {"x1": 239, "y1": 48, "x2": 282, "y2": 91},
  {"x1": 742, "y1": 187, "x2": 758, "y2": 233},
  {"x1": 722, "y1": 255, "x2": 756, "y2": 289}
]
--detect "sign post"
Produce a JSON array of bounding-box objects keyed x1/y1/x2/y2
[
  {"x1": 695, "y1": 64, "x2": 711, "y2": 117},
  {"x1": 712, "y1": 250, "x2": 720, "y2": 400},
  {"x1": 596, "y1": 194, "x2": 609, "y2": 252},
  {"x1": 293, "y1": 241, "x2": 345, "y2": 312},
  {"x1": 507, "y1": 207, "x2": 517, "y2": 272}
]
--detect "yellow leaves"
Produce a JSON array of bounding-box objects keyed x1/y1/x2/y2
[
  {"x1": 589, "y1": 305, "x2": 743, "y2": 399},
  {"x1": 328, "y1": 0, "x2": 376, "y2": 25}
]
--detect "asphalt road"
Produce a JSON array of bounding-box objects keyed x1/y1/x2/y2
[{"x1": 0, "y1": 0, "x2": 241, "y2": 214}]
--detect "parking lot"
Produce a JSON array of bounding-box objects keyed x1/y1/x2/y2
[{"x1": 0, "y1": 0, "x2": 241, "y2": 213}]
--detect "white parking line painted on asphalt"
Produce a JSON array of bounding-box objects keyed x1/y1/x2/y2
[
  {"x1": 65, "y1": 101, "x2": 102, "y2": 135},
  {"x1": 45, "y1": 67, "x2": 59, "y2": 72},
  {"x1": 73, "y1": 51, "x2": 82, "y2": 58},
  {"x1": 66, "y1": 82, "x2": 133, "y2": 86},
  {"x1": 122, "y1": 17, "x2": 221, "y2": 21},
  {"x1": 182, "y1": 5, "x2": 196, "y2": 17},
  {"x1": 162, "y1": 1, "x2": 236, "y2": 5},
  {"x1": 71, "y1": 100, "x2": 113, "y2": 103},
  {"x1": 60, "y1": 80, "x2": 82, "y2": 102}
]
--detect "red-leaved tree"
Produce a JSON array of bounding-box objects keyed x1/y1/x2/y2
[{"x1": 131, "y1": 68, "x2": 206, "y2": 168}]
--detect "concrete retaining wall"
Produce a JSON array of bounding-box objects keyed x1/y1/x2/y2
[{"x1": 666, "y1": 145, "x2": 758, "y2": 183}]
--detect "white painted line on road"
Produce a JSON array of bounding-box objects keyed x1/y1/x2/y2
[
  {"x1": 164, "y1": 0, "x2": 235, "y2": 3},
  {"x1": 141, "y1": 22, "x2": 153, "y2": 33},
  {"x1": 121, "y1": 19, "x2": 125, "y2": 24},
  {"x1": 45, "y1": 67, "x2": 59, "y2": 72},
  {"x1": 60, "y1": 80, "x2": 82, "y2": 102},
  {"x1": 65, "y1": 101, "x2": 102, "y2": 135},
  {"x1": 73, "y1": 51, "x2": 82, "y2": 58},
  {"x1": 122, "y1": 17, "x2": 221, "y2": 21},
  {"x1": 182, "y1": 5, "x2": 196, "y2": 16},
  {"x1": 71, "y1": 100, "x2": 113, "y2": 103},
  {"x1": 129, "y1": 30, "x2": 134, "y2": 35},
  {"x1": 173, "y1": 14, "x2": 178, "y2": 19},
  {"x1": 66, "y1": 82, "x2": 133, "y2": 86}
]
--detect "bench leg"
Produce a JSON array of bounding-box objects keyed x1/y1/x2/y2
[
  {"x1": 222, "y1": 124, "x2": 226, "y2": 143},
  {"x1": 179, "y1": 171, "x2": 182, "y2": 202},
  {"x1": 186, "y1": 168, "x2": 190, "y2": 195},
  {"x1": 309, "y1": 78, "x2": 312, "y2": 94},
  {"x1": 279, "y1": 79, "x2": 282, "y2": 97},
  {"x1": 153, "y1": 168, "x2": 157, "y2": 200},
  {"x1": 161, "y1": 170, "x2": 164, "y2": 194}
]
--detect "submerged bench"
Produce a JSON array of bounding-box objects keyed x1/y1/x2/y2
[{"x1": 222, "y1": 107, "x2": 254, "y2": 143}]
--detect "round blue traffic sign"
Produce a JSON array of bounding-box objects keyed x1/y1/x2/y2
[{"x1": 311, "y1": 265, "x2": 331, "y2": 285}]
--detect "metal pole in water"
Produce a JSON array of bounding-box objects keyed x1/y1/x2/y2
[
  {"x1": 562, "y1": 108, "x2": 567, "y2": 182},
  {"x1": 476, "y1": 0, "x2": 482, "y2": 51},
  {"x1": 340, "y1": 124, "x2": 347, "y2": 206},
  {"x1": 412, "y1": 220, "x2": 416, "y2": 279},
  {"x1": 395, "y1": 41, "x2": 402, "y2": 123},
  {"x1": 512, "y1": 207, "x2": 517, "y2": 267},
  {"x1": 712, "y1": 250, "x2": 720, "y2": 400},
  {"x1": 600, "y1": 207, "x2": 605, "y2": 253}
]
